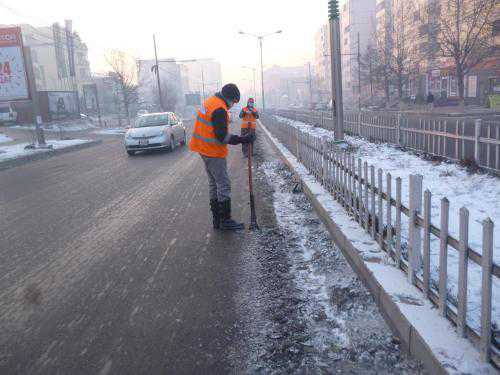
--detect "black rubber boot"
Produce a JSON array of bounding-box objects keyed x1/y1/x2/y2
[
  {"x1": 219, "y1": 199, "x2": 244, "y2": 231},
  {"x1": 210, "y1": 199, "x2": 220, "y2": 229}
]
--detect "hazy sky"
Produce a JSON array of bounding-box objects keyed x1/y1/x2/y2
[{"x1": 3, "y1": 0, "x2": 327, "y2": 89}]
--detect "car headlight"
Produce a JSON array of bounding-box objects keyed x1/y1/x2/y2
[{"x1": 126, "y1": 133, "x2": 133, "y2": 139}]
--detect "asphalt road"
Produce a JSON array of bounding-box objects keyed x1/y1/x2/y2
[{"x1": 0, "y1": 121, "x2": 254, "y2": 374}]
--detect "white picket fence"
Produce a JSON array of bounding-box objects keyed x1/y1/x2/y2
[
  {"x1": 274, "y1": 109, "x2": 500, "y2": 174},
  {"x1": 262, "y1": 114, "x2": 499, "y2": 367}
]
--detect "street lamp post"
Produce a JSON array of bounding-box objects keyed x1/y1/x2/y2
[
  {"x1": 238, "y1": 30, "x2": 282, "y2": 112},
  {"x1": 242, "y1": 66, "x2": 257, "y2": 100}
]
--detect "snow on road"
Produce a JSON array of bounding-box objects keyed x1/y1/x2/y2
[
  {"x1": 256, "y1": 159, "x2": 423, "y2": 373},
  {"x1": 0, "y1": 133, "x2": 13, "y2": 144},
  {"x1": 0, "y1": 140, "x2": 92, "y2": 162},
  {"x1": 272, "y1": 115, "x2": 499, "y2": 335}
]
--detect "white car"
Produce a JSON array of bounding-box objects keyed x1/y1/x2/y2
[{"x1": 124, "y1": 112, "x2": 186, "y2": 156}]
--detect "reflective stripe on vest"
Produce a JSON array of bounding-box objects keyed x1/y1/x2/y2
[
  {"x1": 196, "y1": 115, "x2": 214, "y2": 127},
  {"x1": 189, "y1": 95, "x2": 229, "y2": 158},
  {"x1": 192, "y1": 132, "x2": 223, "y2": 144}
]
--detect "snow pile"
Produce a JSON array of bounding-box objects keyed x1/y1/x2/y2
[
  {"x1": 0, "y1": 140, "x2": 92, "y2": 162},
  {"x1": 0, "y1": 133, "x2": 13, "y2": 144},
  {"x1": 272, "y1": 115, "x2": 499, "y2": 335},
  {"x1": 10, "y1": 120, "x2": 96, "y2": 132}
]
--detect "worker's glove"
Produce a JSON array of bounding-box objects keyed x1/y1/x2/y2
[
  {"x1": 241, "y1": 133, "x2": 256, "y2": 143},
  {"x1": 227, "y1": 134, "x2": 255, "y2": 145}
]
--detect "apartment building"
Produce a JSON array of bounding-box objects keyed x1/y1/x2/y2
[{"x1": 339, "y1": 0, "x2": 377, "y2": 108}]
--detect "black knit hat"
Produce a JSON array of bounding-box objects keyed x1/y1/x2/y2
[{"x1": 221, "y1": 83, "x2": 240, "y2": 103}]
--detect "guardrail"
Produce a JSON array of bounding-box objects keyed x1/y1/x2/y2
[
  {"x1": 262, "y1": 114, "x2": 499, "y2": 367},
  {"x1": 272, "y1": 109, "x2": 500, "y2": 174}
]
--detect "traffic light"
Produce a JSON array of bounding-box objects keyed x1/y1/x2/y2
[{"x1": 328, "y1": 0, "x2": 339, "y2": 21}]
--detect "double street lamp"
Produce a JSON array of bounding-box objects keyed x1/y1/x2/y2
[{"x1": 238, "y1": 30, "x2": 282, "y2": 112}]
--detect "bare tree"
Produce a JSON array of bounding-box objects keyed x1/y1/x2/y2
[
  {"x1": 105, "y1": 50, "x2": 138, "y2": 125},
  {"x1": 360, "y1": 43, "x2": 381, "y2": 103},
  {"x1": 389, "y1": 0, "x2": 418, "y2": 101},
  {"x1": 431, "y1": 0, "x2": 497, "y2": 107},
  {"x1": 375, "y1": 30, "x2": 392, "y2": 104}
]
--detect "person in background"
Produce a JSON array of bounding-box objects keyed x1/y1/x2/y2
[
  {"x1": 189, "y1": 83, "x2": 255, "y2": 231},
  {"x1": 239, "y1": 98, "x2": 259, "y2": 157}
]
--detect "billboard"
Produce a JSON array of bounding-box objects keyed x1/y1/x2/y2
[
  {"x1": 0, "y1": 27, "x2": 29, "y2": 102},
  {"x1": 47, "y1": 91, "x2": 78, "y2": 120}
]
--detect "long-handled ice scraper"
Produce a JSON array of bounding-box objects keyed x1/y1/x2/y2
[{"x1": 247, "y1": 142, "x2": 259, "y2": 230}]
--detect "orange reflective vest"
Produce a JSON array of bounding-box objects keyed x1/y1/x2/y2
[
  {"x1": 241, "y1": 106, "x2": 257, "y2": 129},
  {"x1": 189, "y1": 95, "x2": 229, "y2": 158}
]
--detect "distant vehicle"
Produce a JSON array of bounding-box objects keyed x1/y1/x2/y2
[
  {"x1": 137, "y1": 109, "x2": 148, "y2": 116},
  {"x1": 124, "y1": 112, "x2": 186, "y2": 156},
  {"x1": 80, "y1": 113, "x2": 95, "y2": 123},
  {"x1": 0, "y1": 104, "x2": 17, "y2": 125}
]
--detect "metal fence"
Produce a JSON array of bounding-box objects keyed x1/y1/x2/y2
[
  {"x1": 262, "y1": 114, "x2": 499, "y2": 367},
  {"x1": 273, "y1": 109, "x2": 500, "y2": 174}
]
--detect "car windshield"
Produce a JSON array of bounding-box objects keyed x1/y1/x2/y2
[
  {"x1": 0, "y1": 107, "x2": 9, "y2": 113},
  {"x1": 134, "y1": 114, "x2": 169, "y2": 128}
]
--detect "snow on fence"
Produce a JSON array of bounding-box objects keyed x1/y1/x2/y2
[
  {"x1": 262, "y1": 114, "x2": 499, "y2": 366},
  {"x1": 274, "y1": 109, "x2": 500, "y2": 174}
]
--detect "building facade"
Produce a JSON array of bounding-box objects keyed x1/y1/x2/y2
[
  {"x1": 340, "y1": 0, "x2": 377, "y2": 108},
  {"x1": 375, "y1": 0, "x2": 499, "y2": 105},
  {"x1": 314, "y1": 23, "x2": 331, "y2": 104}
]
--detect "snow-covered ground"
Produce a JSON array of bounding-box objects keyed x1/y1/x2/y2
[
  {"x1": 0, "y1": 133, "x2": 13, "y2": 144},
  {"x1": 10, "y1": 120, "x2": 96, "y2": 132},
  {"x1": 93, "y1": 128, "x2": 126, "y2": 135},
  {"x1": 0, "y1": 140, "x2": 92, "y2": 162},
  {"x1": 271, "y1": 115, "x2": 499, "y2": 335}
]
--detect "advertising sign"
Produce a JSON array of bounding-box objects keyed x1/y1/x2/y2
[
  {"x1": 0, "y1": 27, "x2": 29, "y2": 101},
  {"x1": 488, "y1": 94, "x2": 500, "y2": 109},
  {"x1": 47, "y1": 91, "x2": 78, "y2": 120}
]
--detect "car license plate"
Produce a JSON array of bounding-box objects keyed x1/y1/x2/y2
[{"x1": 138, "y1": 139, "x2": 149, "y2": 146}]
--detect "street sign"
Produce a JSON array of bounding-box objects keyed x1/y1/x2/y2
[{"x1": 0, "y1": 27, "x2": 29, "y2": 102}]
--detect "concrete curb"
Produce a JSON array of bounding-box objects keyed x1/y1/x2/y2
[
  {"x1": 258, "y1": 120, "x2": 496, "y2": 375},
  {"x1": 0, "y1": 140, "x2": 102, "y2": 171}
]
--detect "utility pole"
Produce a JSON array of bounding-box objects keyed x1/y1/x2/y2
[
  {"x1": 329, "y1": 0, "x2": 344, "y2": 140},
  {"x1": 24, "y1": 47, "x2": 46, "y2": 147},
  {"x1": 152, "y1": 34, "x2": 163, "y2": 111},
  {"x1": 308, "y1": 62, "x2": 313, "y2": 109},
  {"x1": 93, "y1": 83, "x2": 102, "y2": 127},
  {"x1": 65, "y1": 20, "x2": 81, "y2": 117},
  {"x1": 357, "y1": 32, "x2": 361, "y2": 111},
  {"x1": 259, "y1": 37, "x2": 265, "y2": 112}
]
